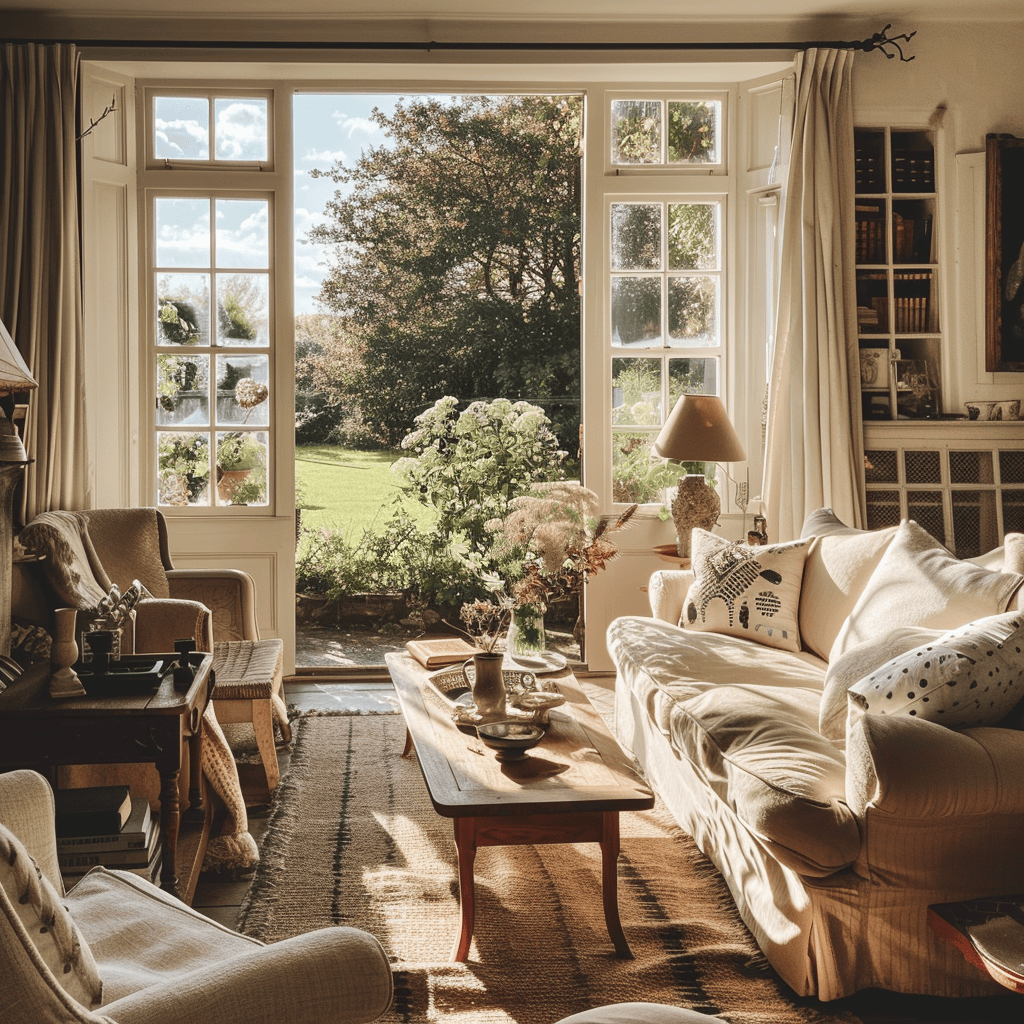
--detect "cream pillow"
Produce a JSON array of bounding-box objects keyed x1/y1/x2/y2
[
  {"x1": 846, "y1": 611, "x2": 1024, "y2": 732},
  {"x1": 681, "y1": 530, "x2": 809, "y2": 653},
  {"x1": 0, "y1": 822, "x2": 103, "y2": 1009},
  {"x1": 830, "y1": 519, "x2": 1024, "y2": 662},
  {"x1": 818, "y1": 626, "x2": 944, "y2": 742}
]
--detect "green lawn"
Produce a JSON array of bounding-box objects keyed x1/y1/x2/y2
[{"x1": 295, "y1": 444, "x2": 430, "y2": 538}]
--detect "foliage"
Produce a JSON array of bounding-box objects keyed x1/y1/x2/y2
[
  {"x1": 218, "y1": 293, "x2": 257, "y2": 341},
  {"x1": 612, "y1": 99, "x2": 717, "y2": 164},
  {"x1": 157, "y1": 433, "x2": 208, "y2": 503},
  {"x1": 391, "y1": 396, "x2": 565, "y2": 558},
  {"x1": 217, "y1": 433, "x2": 264, "y2": 470},
  {"x1": 307, "y1": 94, "x2": 583, "y2": 454},
  {"x1": 158, "y1": 298, "x2": 201, "y2": 344}
]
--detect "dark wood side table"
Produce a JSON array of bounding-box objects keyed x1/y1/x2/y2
[{"x1": 0, "y1": 654, "x2": 214, "y2": 904}]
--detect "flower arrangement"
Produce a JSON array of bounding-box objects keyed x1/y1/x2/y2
[{"x1": 456, "y1": 572, "x2": 516, "y2": 653}]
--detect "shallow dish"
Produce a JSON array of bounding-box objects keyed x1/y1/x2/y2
[{"x1": 477, "y1": 721, "x2": 546, "y2": 761}]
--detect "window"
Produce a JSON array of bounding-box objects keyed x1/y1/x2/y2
[
  {"x1": 145, "y1": 91, "x2": 276, "y2": 509},
  {"x1": 606, "y1": 95, "x2": 728, "y2": 504}
]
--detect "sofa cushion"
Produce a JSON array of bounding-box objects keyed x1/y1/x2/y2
[
  {"x1": 682, "y1": 530, "x2": 809, "y2": 653},
  {"x1": 846, "y1": 611, "x2": 1024, "y2": 732},
  {"x1": 0, "y1": 822, "x2": 103, "y2": 1009},
  {"x1": 668, "y1": 684, "x2": 859, "y2": 876},
  {"x1": 830, "y1": 519, "x2": 1024, "y2": 662},
  {"x1": 798, "y1": 509, "x2": 899, "y2": 661},
  {"x1": 818, "y1": 626, "x2": 944, "y2": 742}
]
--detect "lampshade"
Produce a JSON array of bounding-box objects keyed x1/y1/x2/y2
[
  {"x1": 652, "y1": 394, "x2": 746, "y2": 464},
  {"x1": 0, "y1": 316, "x2": 37, "y2": 462}
]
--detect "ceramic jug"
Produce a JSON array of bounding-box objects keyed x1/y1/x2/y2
[{"x1": 462, "y1": 651, "x2": 506, "y2": 718}]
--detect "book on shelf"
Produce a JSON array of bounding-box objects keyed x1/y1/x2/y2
[
  {"x1": 406, "y1": 636, "x2": 479, "y2": 668},
  {"x1": 58, "y1": 812, "x2": 160, "y2": 870},
  {"x1": 54, "y1": 784, "x2": 132, "y2": 839},
  {"x1": 55, "y1": 796, "x2": 152, "y2": 854},
  {"x1": 62, "y1": 840, "x2": 163, "y2": 887}
]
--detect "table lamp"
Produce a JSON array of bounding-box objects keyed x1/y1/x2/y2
[
  {"x1": 0, "y1": 315, "x2": 37, "y2": 462},
  {"x1": 652, "y1": 394, "x2": 746, "y2": 558}
]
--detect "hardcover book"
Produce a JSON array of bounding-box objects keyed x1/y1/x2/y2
[
  {"x1": 58, "y1": 813, "x2": 160, "y2": 870},
  {"x1": 56, "y1": 797, "x2": 153, "y2": 855},
  {"x1": 54, "y1": 784, "x2": 132, "y2": 839},
  {"x1": 405, "y1": 636, "x2": 479, "y2": 668}
]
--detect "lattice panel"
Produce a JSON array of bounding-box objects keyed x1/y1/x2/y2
[
  {"x1": 904, "y1": 449, "x2": 942, "y2": 485},
  {"x1": 1003, "y1": 490, "x2": 1024, "y2": 535},
  {"x1": 951, "y1": 491, "x2": 999, "y2": 559},
  {"x1": 864, "y1": 450, "x2": 898, "y2": 483},
  {"x1": 866, "y1": 490, "x2": 901, "y2": 531},
  {"x1": 906, "y1": 491, "x2": 945, "y2": 546},
  {"x1": 1000, "y1": 450, "x2": 1024, "y2": 485},
  {"x1": 949, "y1": 450, "x2": 994, "y2": 485}
]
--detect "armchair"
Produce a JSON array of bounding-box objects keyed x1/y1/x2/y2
[{"x1": 0, "y1": 768, "x2": 394, "y2": 1024}]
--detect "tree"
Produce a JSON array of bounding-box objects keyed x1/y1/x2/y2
[{"x1": 308, "y1": 95, "x2": 582, "y2": 454}]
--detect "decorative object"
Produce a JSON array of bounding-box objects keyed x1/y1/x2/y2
[
  {"x1": 476, "y1": 720, "x2": 546, "y2": 761},
  {"x1": 424, "y1": 662, "x2": 565, "y2": 727},
  {"x1": 0, "y1": 315, "x2": 37, "y2": 463},
  {"x1": 506, "y1": 601, "x2": 546, "y2": 657},
  {"x1": 964, "y1": 399, "x2": 1021, "y2": 421},
  {"x1": 859, "y1": 347, "x2": 890, "y2": 389},
  {"x1": 682, "y1": 529, "x2": 810, "y2": 653},
  {"x1": 652, "y1": 394, "x2": 746, "y2": 558},
  {"x1": 985, "y1": 132, "x2": 1024, "y2": 372},
  {"x1": 460, "y1": 650, "x2": 507, "y2": 719},
  {"x1": 49, "y1": 606, "x2": 85, "y2": 699},
  {"x1": 894, "y1": 358, "x2": 940, "y2": 418}
]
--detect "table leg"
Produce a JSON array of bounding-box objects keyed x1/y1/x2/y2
[
  {"x1": 601, "y1": 811, "x2": 632, "y2": 958},
  {"x1": 451, "y1": 817, "x2": 477, "y2": 961},
  {"x1": 402, "y1": 727, "x2": 413, "y2": 758},
  {"x1": 157, "y1": 764, "x2": 181, "y2": 898}
]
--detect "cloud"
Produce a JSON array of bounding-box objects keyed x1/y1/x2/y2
[
  {"x1": 302, "y1": 147, "x2": 347, "y2": 165},
  {"x1": 331, "y1": 112, "x2": 380, "y2": 140}
]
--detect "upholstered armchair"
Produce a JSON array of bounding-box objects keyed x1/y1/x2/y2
[{"x1": 0, "y1": 768, "x2": 394, "y2": 1024}]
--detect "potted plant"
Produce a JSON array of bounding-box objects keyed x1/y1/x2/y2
[
  {"x1": 157, "y1": 433, "x2": 209, "y2": 506},
  {"x1": 216, "y1": 433, "x2": 265, "y2": 503}
]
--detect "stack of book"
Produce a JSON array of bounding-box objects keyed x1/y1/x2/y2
[{"x1": 55, "y1": 785, "x2": 162, "y2": 887}]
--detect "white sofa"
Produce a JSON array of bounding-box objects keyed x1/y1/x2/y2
[{"x1": 608, "y1": 509, "x2": 1024, "y2": 1002}]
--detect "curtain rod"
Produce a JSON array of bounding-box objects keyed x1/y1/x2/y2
[{"x1": 15, "y1": 24, "x2": 918, "y2": 61}]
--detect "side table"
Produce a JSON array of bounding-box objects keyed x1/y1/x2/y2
[{"x1": 0, "y1": 654, "x2": 214, "y2": 903}]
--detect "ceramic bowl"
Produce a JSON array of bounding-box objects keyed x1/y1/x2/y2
[{"x1": 476, "y1": 721, "x2": 546, "y2": 761}]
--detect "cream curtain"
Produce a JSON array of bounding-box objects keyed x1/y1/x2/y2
[
  {"x1": 0, "y1": 43, "x2": 92, "y2": 520},
  {"x1": 763, "y1": 48, "x2": 864, "y2": 541}
]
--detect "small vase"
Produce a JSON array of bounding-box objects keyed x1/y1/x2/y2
[
  {"x1": 507, "y1": 603, "x2": 546, "y2": 657},
  {"x1": 461, "y1": 651, "x2": 506, "y2": 719}
]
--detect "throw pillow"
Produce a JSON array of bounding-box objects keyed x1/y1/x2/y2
[
  {"x1": 0, "y1": 822, "x2": 103, "y2": 1009},
  {"x1": 830, "y1": 519, "x2": 1024, "y2": 662},
  {"x1": 818, "y1": 626, "x2": 944, "y2": 742},
  {"x1": 681, "y1": 530, "x2": 809, "y2": 653},
  {"x1": 846, "y1": 611, "x2": 1024, "y2": 732}
]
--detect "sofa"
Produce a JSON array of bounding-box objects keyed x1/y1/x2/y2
[{"x1": 607, "y1": 509, "x2": 1024, "y2": 1001}]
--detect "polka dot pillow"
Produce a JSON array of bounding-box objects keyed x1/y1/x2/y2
[{"x1": 846, "y1": 611, "x2": 1024, "y2": 731}]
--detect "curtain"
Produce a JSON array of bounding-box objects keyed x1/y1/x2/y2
[
  {"x1": 763, "y1": 48, "x2": 864, "y2": 541},
  {"x1": 0, "y1": 43, "x2": 92, "y2": 520}
]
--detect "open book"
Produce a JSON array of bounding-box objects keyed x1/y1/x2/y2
[{"x1": 405, "y1": 636, "x2": 478, "y2": 669}]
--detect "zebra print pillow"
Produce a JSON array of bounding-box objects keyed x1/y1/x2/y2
[{"x1": 681, "y1": 530, "x2": 811, "y2": 653}]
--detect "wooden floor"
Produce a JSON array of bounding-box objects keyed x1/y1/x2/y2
[{"x1": 193, "y1": 677, "x2": 1022, "y2": 1024}]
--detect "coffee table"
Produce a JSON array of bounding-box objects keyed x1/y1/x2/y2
[{"x1": 384, "y1": 651, "x2": 655, "y2": 961}]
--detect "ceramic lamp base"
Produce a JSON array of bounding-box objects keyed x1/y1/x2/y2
[{"x1": 670, "y1": 474, "x2": 720, "y2": 558}]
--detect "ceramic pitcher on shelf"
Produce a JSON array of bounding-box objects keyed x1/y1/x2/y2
[{"x1": 461, "y1": 650, "x2": 506, "y2": 718}]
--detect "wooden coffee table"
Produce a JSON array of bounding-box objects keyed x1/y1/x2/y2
[{"x1": 384, "y1": 651, "x2": 654, "y2": 961}]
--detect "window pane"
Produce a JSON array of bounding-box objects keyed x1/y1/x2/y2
[
  {"x1": 611, "y1": 100, "x2": 661, "y2": 164},
  {"x1": 612, "y1": 276, "x2": 661, "y2": 346},
  {"x1": 668, "y1": 276, "x2": 717, "y2": 346},
  {"x1": 155, "y1": 199, "x2": 210, "y2": 268},
  {"x1": 668, "y1": 203, "x2": 718, "y2": 270},
  {"x1": 216, "y1": 431, "x2": 268, "y2": 506},
  {"x1": 668, "y1": 358, "x2": 718, "y2": 405},
  {"x1": 154, "y1": 97, "x2": 210, "y2": 161},
  {"x1": 667, "y1": 100, "x2": 720, "y2": 164},
  {"x1": 216, "y1": 355, "x2": 270, "y2": 426},
  {"x1": 214, "y1": 98, "x2": 268, "y2": 161},
  {"x1": 157, "y1": 432, "x2": 210, "y2": 507},
  {"x1": 156, "y1": 274, "x2": 210, "y2": 346},
  {"x1": 612, "y1": 432, "x2": 669, "y2": 504},
  {"x1": 611, "y1": 358, "x2": 662, "y2": 426},
  {"x1": 611, "y1": 203, "x2": 661, "y2": 271},
  {"x1": 216, "y1": 273, "x2": 269, "y2": 347},
  {"x1": 215, "y1": 199, "x2": 269, "y2": 270},
  {"x1": 157, "y1": 354, "x2": 210, "y2": 427}
]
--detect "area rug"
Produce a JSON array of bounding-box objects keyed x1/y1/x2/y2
[{"x1": 237, "y1": 712, "x2": 863, "y2": 1024}]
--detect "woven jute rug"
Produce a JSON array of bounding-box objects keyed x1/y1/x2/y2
[{"x1": 237, "y1": 712, "x2": 863, "y2": 1024}]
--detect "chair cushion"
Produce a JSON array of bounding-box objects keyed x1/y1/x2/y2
[
  {"x1": 0, "y1": 822, "x2": 103, "y2": 1009},
  {"x1": 847, "y1": 611, "x2": 1024, "y2": 731},
  {"x1": 830, "y1": 519, "x2": 1024, "y2": 662},
  {"x1": 798, "y1": 509, "x2": 899, "y2": 661},
  {"x1": 66, "y1": 866, "x2": 262, "y2": 1004},
  {"x1": 212, "y1": 639, "x2": 284, "y2": 700},
  {"x1": 681, "y1": 530, "x2": 809, "y2": 653}
]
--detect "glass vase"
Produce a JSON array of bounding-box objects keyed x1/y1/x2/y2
[{"x1": 507, "y1": 603, "x2": 546, "y2": 657}]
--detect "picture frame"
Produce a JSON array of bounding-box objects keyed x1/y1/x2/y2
[{"x1": 985, "y1": 133, "x2": 1024, "y2": 372}]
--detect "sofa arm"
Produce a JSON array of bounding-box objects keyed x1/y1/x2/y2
[
  {"x1": 134, "y1": 599, "x2": 214, "y2": 654},
  {"x1": 166, "y1": 569, "x2": 259, "y2": 642},
  {"x1": 846, "y1": 713, "x2": 1024, "y2": 890},
  {"x1": 647, "y1": 569, "x2": 694, "y2": 624},
  {"x1": 101, "y1": 927, "x2": 394, "y2": 1024}
]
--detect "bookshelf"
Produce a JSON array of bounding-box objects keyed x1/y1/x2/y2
[{"x1": 855, "y1": 126, "x2": 941, "y2": 422}]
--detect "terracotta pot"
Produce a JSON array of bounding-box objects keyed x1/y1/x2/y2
[{"x1": 217, "y1": 468, "x2": 251, "y2": 503}]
